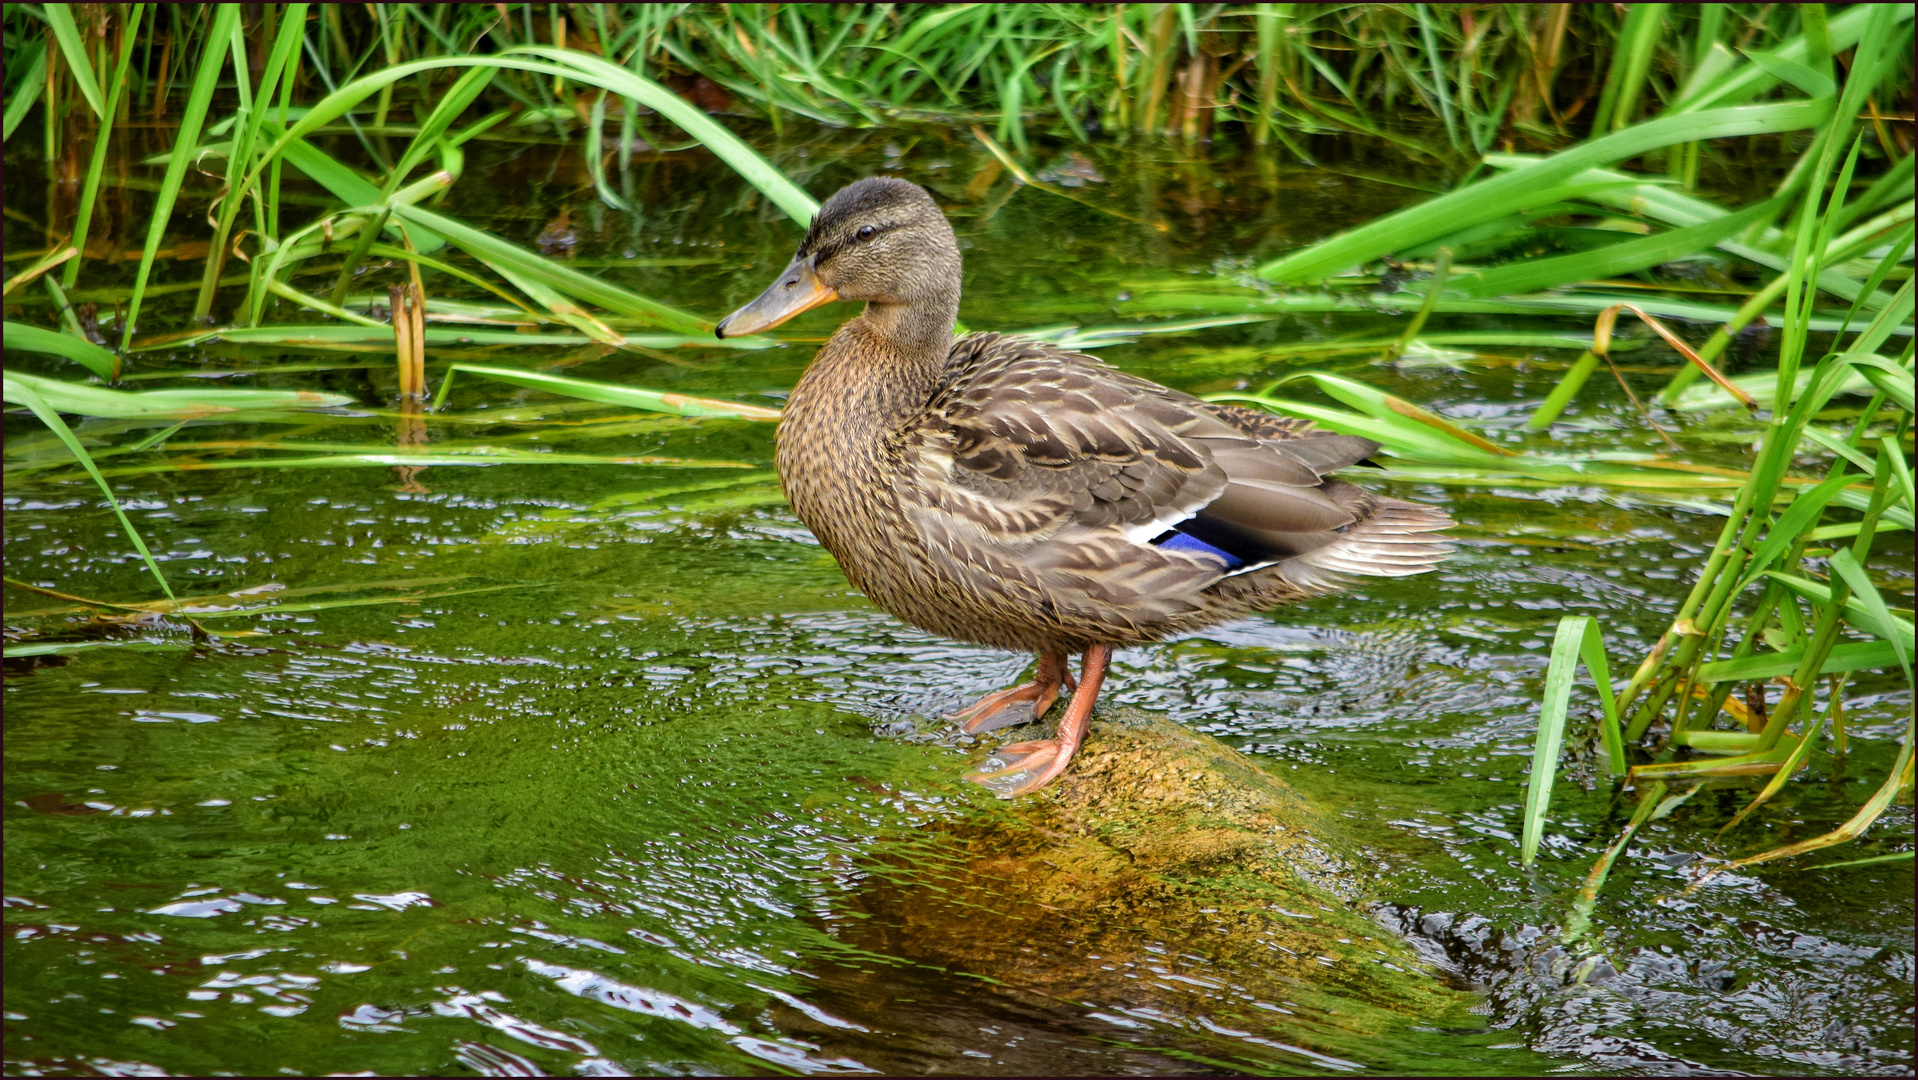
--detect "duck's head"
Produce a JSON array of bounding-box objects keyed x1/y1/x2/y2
[{"x1": 716, "y1": 177, "x2": 961, "y2": 339}]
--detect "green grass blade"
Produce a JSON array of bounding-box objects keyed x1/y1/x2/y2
[
  {"x1": 1835, "y1": 152, "x2": 1915, "y2": 236},
  {"x1": 1271, "y1": 372, "x2": 1514, "y2": 456},
  {"x1": 121, "y1": 3, "x2": 239, "y2": 351},
  {"x1": 1561, "y1": 781, "x2": 1689, "y2": 946},
  {"x1": 3, "y1": 37, "x2": 47, "y2": 142},
  {"x1": 1258, "y1": 100, "x2": 1832, "y2": 283},
  {"x1": 584, "y1": 89, "x2": 632, "y2": 212},
  {"x1": 1209, "y1": 395, "x2": 1499, "y2": 463},
  {"x1": 1722, "y1": 708, "x2": 1832, "y2": 831},
  {"x1": 274, "y1": 138, "x2": 448, "y2": 251},
  {"x1": 1387, "y1": 247, "x2": 1452, "y2": 356},
  {"x1": 1801, "y1": 428, "x2": 1878, "y2": 475},
  {"x1": 41, "y1": 275, "x2": 88, "y2": 340},
  {"x1": 1674, "y1": 345, "x2": 1912, "y2": 414},
  {"x1": 1846, "y1": 277, "x2": 1918, "y2": 359},
  {"x1": 133, "y1": 325, "x2": 760, "y2": 352},
  {"x1": 192, "y1": 2, "x2": 308, "y2": 320},
  {"x1": 1830, "y1": 549, "x2": 1913, "y2": 678},
  {"x1": 1524, "y1": 351, "x2": 1600, "y2": 430},
  {"x1": 355, "y1": 242, "x2": 536, "y2": 315},
  {"x1": 1633, "y1": 743, "x2": 1799, "y2": 781},
  {"x1": 1828, "y1": 490, "x2": 1915, "y2": 533},
  {"x1": 253, "y1": 54, "x2": 818, "y2": 233},
  {"x1": 1120, "y1": 285, "x2": 1910, "y2": 334},
  {"x1": 63, "y1": 3, "x2": 143, "y2": 289},
  {"x1": 1677, "y1": 4, "x2": 1908, "y2": 113},
  {"x1": 432, "y1": 364, "x2": 781, "y2": 420},
  {"x1": 1805, "y1": 852, "x2": 1915, "y2": 872},
  {"x1": 505, "y1": 47, "x2": 820, "y2": 226},
  {"x1": 1674, "y1": 36, "x2": 1738, "y2": 110},
  {"x1": 1609, "y1": 4, "x2": 1668, "y2": 130},
  {"x1": 2, "y1": 640, "x2": 193, "y2": 660},
  {"x1": 43, "y1": 3, "x2": 106, "y2": 120},
  {"x1": 1837, "y1": 220, "x2": 1916, "y2": 337},
  {"x1": 53, "y1": 451, "x2": 752, "y2": 482},
  {"x1": 5, "y1": 320, "x2": 118, "y2": 380},
  {"x1": 261, "y1": 276, "x2": 388, "y2": 328},
  {"x1": 1524, "y1": 626, "x2": 1580, "y2": 869},
  {"x1": 1853, "y1": 363, "x2": 1917, "y2": 413},
  {"x1": 1741, "y1": 48, "x2": 1835, "y2": 99},
  {"x1": 1880, "y1": 435, "x2": 1916, "y2": 515},
  {"x1": 1736, "y1": 473, "x2": 1862, "y2": 588},
  {"x1": 1576, "y1": 621, "x2": 1627, "y2": 776},
  {"x1": 4, "y1": 370, "x2": 351, "y2": 420},
  {"x1": 393, "y1": 203, "x2": 708, "y2": 335},
  {"x1": 382, "y1": 65, "x2": 496, "y2": 196},
  {"x1": 1524, "y1": 615, "x2": 1590, "y2": 865},
  {"x1": 1458, "y1": 197, "x2": 1785, "y2": 298},
  {"x1": 1763, "y1": 572, "x2": 1916, "y2": 654},
  {"x1": 1718, "y1": 714, "x2": 1915, "y2": 871},
  {"x1": 1410, "y1": 5, "x2": 1459, "y2": 151},
  {"x1": 5, "y1": 246, "x2": 78, "y2": 298},
  {"x1": 1699, "y1": 640, "x2": 1903, "y2": 682},
  {"x1": 1527, "y1": 168, "x2": 1912, "y2": 312},
  {"x1": 4, "y1": 380, "x2": 172, "y2": 600}
]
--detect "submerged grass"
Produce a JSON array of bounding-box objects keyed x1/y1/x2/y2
[{"x1": 1, "y1": 573, "x2": 540, "y2": 658}]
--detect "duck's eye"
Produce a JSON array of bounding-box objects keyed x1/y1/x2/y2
[{"x1": 857, "y1": 225, "x2": 877, "y2": 240}]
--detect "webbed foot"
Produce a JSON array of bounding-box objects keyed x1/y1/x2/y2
[
  {"x1": 947, "y1": 651, "x2": 1071, "y2": 734},
  {"x1": 967, "y1": 644, "x2": 1111, "y2": 796}
]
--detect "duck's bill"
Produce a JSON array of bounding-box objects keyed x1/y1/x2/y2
[{"x1": 715, "y1": 258, "x2": 838, "y2": 338}]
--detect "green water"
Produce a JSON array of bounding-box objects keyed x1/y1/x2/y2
[{"x1": 5, "y1": 125, "x2": 1913, "y2": 1076}]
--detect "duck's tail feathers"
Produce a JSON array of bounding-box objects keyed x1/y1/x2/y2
[{"x1": 1277, "y1": 494, "x2": 1453, "y2": 594}]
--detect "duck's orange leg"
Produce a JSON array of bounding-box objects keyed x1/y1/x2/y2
[
  {"x1": 970, "y1": 644, "x2": 1112, "y2": 796},
  {"x1": 948, "y1": 651, "x2": 1072, "y2": 734}
]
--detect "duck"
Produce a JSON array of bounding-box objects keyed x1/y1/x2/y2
[{"x1": 717, "y1": 177, "x2": 1452, "y2": 796}]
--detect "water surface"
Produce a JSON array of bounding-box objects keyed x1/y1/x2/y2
[{"x1": 5, "y1": 122, "x2": 1913, "y2": 1076}]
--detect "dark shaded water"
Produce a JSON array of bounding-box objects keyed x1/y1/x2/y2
[{"x1": 5, "y1": 122, "x2": 1913, "y2": 1076}]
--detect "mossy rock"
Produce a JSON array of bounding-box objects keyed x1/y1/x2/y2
[{"x1": 802, "y1": 706, "x2": 1479, "y2": 1070}]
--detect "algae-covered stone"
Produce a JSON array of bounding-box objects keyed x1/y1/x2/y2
[{"x1": 793, "y1": 706, "x2": 1481, "y2": 1073}]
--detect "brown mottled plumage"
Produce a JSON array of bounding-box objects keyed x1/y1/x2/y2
[{"x1": 718, "y1": 177, "x2": 1452, "y2": 795}]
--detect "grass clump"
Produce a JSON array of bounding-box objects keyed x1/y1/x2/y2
[{"x1": 1197, "y1": 6, "x2": 1912, "y2": 935}]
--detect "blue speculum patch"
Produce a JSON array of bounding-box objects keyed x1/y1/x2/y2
[{"x1": 1152, "y1": 528, "x2": 1248, "y2": 569}]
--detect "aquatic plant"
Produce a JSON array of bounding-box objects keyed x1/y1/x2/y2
[
  {"x1": 5, "y1": 4, "x2": 818, "y2": 609},
  {"x1": 1193, "y1": 4, "x2": 1913, "y2": 921}
]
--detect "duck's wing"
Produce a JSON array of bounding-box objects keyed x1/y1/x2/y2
[
  {"x1": 1192, "y1": 401, "x2": 1454, "y2": 591},
  {"x1": 895, "y1": 334, "x2": 1447, "y2": 621}
]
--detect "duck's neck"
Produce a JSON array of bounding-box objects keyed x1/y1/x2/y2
[
  {"x1": 772, "y1": 301, "x2": 948, "y2": 590},
  {"x1": 855, "y1": 295, "x2": 957, "y2": 392},
  {"x1": 796, "y1": 295, "x2": 957, "y2": 430},
  {"x1": 778, "y1": 296, "x2": 955, "y2": 531}
]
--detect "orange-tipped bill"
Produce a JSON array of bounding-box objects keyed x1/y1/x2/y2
[{"x1": 715, "y1": 257, "x2": 838, "y2": 338}]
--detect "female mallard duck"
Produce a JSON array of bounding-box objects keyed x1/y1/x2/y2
[{"x1": 718, "y1": 177, "x2": 1452, "y2": 796}]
